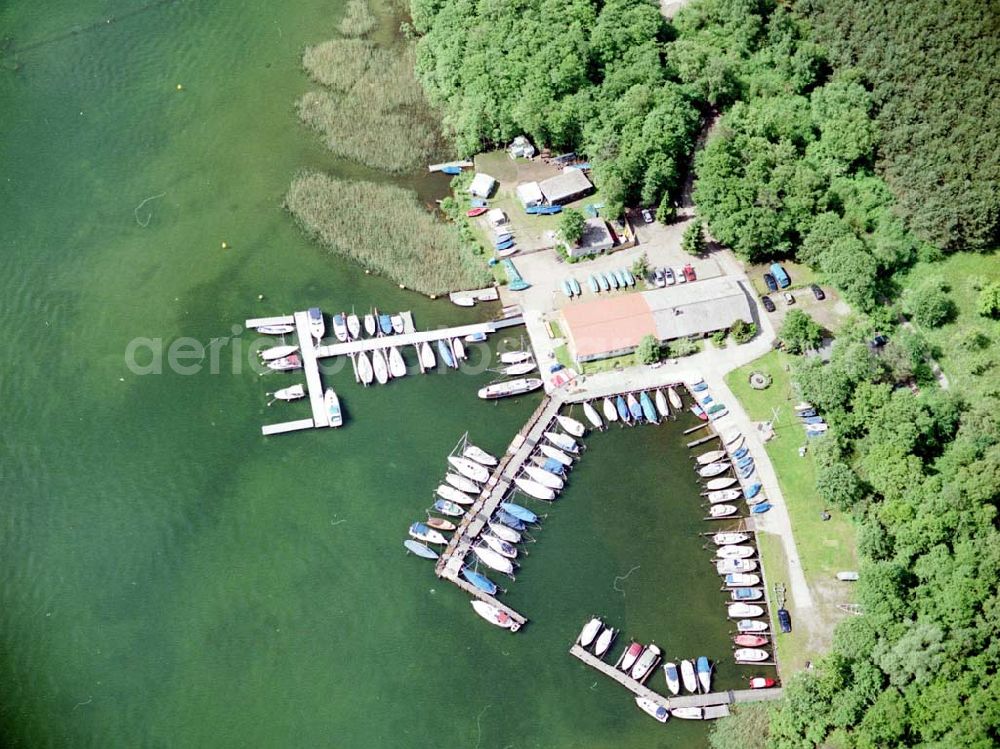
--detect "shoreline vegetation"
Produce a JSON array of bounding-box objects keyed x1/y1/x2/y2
[{"x1": 285, "y1": 171, "x2": 490, "y2": 295}]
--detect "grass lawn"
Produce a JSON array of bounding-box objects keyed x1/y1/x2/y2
[
  {"x1": 756, "y1": 532, "x2": 810, "y2": 675},
  {"x1": 581, "y1": 352, "x2": 636, "y2": 374},
  {"x1": 726, "y1": 350, "x2": 858, "y2": 666},
  {"x1": 553, "y1": 344, "x2": 574, "y2": 371},
  {"x1": 898, "y1": 250, "x2": 1000, "y2": 401},
  {"x1": 747, "y1": 260, "x2": 819, "y2": 297}
]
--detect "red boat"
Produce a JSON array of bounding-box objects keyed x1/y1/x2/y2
[
  {"x1": 749, "y1": 677, "x2": 776, "y2": 689},
  {"x1": 734, "y1": 634, "x2": 769, "y2": 647},
  {"x1": 690, "y1": 404, "x2": 708, "y2": 421},
  {"x1": 467, "y1": 207, "x2": 487, "y2": 217}
]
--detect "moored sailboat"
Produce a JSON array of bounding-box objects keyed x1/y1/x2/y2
[{"x1": 583, "y1": 401, "x2": 603, "y2": 430}]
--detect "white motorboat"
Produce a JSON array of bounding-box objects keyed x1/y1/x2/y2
[
  {"x1": 390, "y1": 314, "x2": 404, "y2": 334},
  {"x1": 713, "y1": 532, "x2": 749, "y2": 545},
  {"x1": 477, "y1": 378, "x2": 544, "y2": 400},
  {"x1": 671, "y1": 707, "x2": 704, "y2": 720},
  {"x1": 602, "y1": 397, "x2": 618, "y2": 423},
  {"x1": 408, "y1": 523, "x2": 446, "y2": 545},
  {"x1": 578, "y1": 617, "x2": 603, "y2": 648},
  {"x1": 473, "y1": 545, "x2": 514, "y2": 575},
  {"x1": 487, "y1": 521, "x2": 520, "y2": 544},
  {"x1": 419, "y1": 342, "x2": 436, "y2": 369},
  {"x1": 372, "y1": 348, "x2": 389, "y2": 384},
  {"x1": 728, "y1": 603, "x2": 764, "y2": 619},
  {"x1": 582, "y1": 401, "x2": 603, "y2": 430},
  {"x1": 734, "y1": 648, "x2": 770, "y2": 663},
  {"x1": 464, "y1": 445, "x2": 498, "y2": 467},
  {"x1": 482, "y1": 533, "x2": 517, "y2": 559},
  {"x1": 256, "y1": 323, "x2": 294, "y2": 335},
  {"x1": 448, "y1": 456, "x2": 489, "y2": 484},
  {"x1": 705, "y1": 477, "x2": 738, "y2": 490},
  {"x1": 619, "y1": 642, "x2": 643, "y2": 672},
  {"x1": 324, "y1": 388, "x2": 343, "y2": 427},
  {"x1": 387, "y1": 347, "x2": 406, "y2": 378},
  {"x1": 503, "y1": 361, "x2": 537, "y2": 376},
  {"x1": 266, "y1": 355, "x2": 302, "y2": 371},
  {"x1": 698, "y1": 462, "x2": 730, "y2": 478},
  {"x1": 499, "y1": 350, "x2": 532, "y2": 364},
  {"x1": 556, "y1": 415, "x2": 585, "y2": 437},
  {"x1": 663, "y1": 662, "x2": 680, "y2": 695},
  {"x1": 680, "y1": 660, "x2": 697, "y2": 693},
  {"x1": 540, "y1": 445, "x2": 573, "y2": 466},
  {"x1": 544, "y1": 431, "x2": 578, "y2": 453},
  {"x1": 356, "y1": 351, "x2": 373, "y2": 386},
  {"x1": 346, "y1": 313, "x2": 361, "y2": 339},
  {"x1": 524, "y1": 465, "x2": 563, "y2": 490},
  {"x1": 717, "y1": 545, "x2": 755, "y2": 559},
  {"x1": 259, "y1": 344, "x2": 298, "y2": 361},
  {"x1": 696, "y1": 449, "x2": 726, "y2": 465},
  {"x1": 697, "y1": 657, "x2": 712, "y2": 693},
  {"x1": 272, "y1": 384, "x2": 305, "y2": 401},
  {"x1": 514, "y1": 477, "x2": 556, "y2": 501},
  {"x1": 363, "y1": 313, "x2": 376, "y2": 337},
  {"x1": 452, "y1": 338, "x2": 466, "y2": 361},
  {"x1": 716, "y1": 558, "x2": 758, "y2": 574},
  {"x1": 635, "y1": 697, "x2": 669, "y2": 723},
  {"x1": 631, "y1": 644, "x2": 661, "y2": 682},
  {"x1": 436, "y1": 484, "x2": 474, "y2": 506},
  {"x1": 737, "y1": 619, "x2": 769, "y2": 633},
  {"x1": 471, "y1": 600, "x2": 520, "y2": 631},
  {"x1": 445, "y1": 473, "x2": 480, "y2": 495},
  {"x1": 594, "y1": 627, "x2": 617, "y2": 657},
  {"x1": 332, "y1": 313, "x2": 348, "y2": 342},
  {"x1": 307, "y1": 307, "x2": 324, "y2": 340},
  {"x1": 709, "y1": 504, "x2": 738, "y2": 518},
  {"x1": 725, "y1": 573, "x2": 761, "y2": 587},
  {"x1": 730, "y1": 588, "x2": 764, "y2": 601},
  {"x1": 667, "y1": 386, "x2": 682, "y2": 410},
  {"x1": 704, "y1": 489, "x2": 741, "y2": 503},
  {"x1": 655, "y1": 389, "x2": 670, "y2": 418}
]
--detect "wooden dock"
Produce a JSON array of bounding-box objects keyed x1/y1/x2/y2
[
  {"x1": 570, "y1": 645, "x2": 783, "y2": 713},
  {"x1": 294, "y1": 310, "x2": 329, "y2": 428},
  {"x1": 315, "y1": 322, "x2": 495, "y2": 358},
  {"x1": 261, "y1": 418, "x2": 314, "y2": 436},
  {"x1": 428, "y1": 160, "x2": 474, "y2": 173},
  {"x1": 244, "y1": 315, "x2": 294, "y2": 329}
]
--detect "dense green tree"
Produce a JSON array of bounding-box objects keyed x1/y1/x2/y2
[
  {"x1": 636, "y1": 334, "x2": 661, "y2": 364},
  {"x1": 779, "y1": 309, "x2": 823, "y2": 353},
  {"x1": 905, "y1": 280, "x2": 956, "y2": 328},
  {"x1": 682, "y1": 221, "x2": 706, "y2": 255},
  {"x1": 558, "y1": 208, "x2": 586, "y2": 245},
  {"x1": 730, "y1": 319, "x2": 757, "y2": 344},
  {"x1": 977, "y1": 281, "x2": 1000, "y2": 318},
  {"x1": 816, "y1": 460, "x2": 863, "y2": 510}
]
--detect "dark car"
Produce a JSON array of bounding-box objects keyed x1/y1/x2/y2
[
  {"x1": 763, "y1": 272, "x2": 778, "y2": 291},
  {"x1": 777, "y1": 608, "x2": 792, "y2": 633},
  {"x1": 761, "y1": 295, "x2": 776, "y2": 313},
  {"x1": 810, "y1": 284, "x2": 825, "y2": 301}
]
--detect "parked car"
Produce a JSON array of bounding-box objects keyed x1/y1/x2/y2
[
  {"x1": 810, "y1": 284, "x2": 825, "y2": 300},
  {"x1": 683, "y1": 264, "x2": 696, "y2": 282},
  {"x1": 784, "y1": 292, "x2": 795, "y2": 305},
  {"x1": 763, "y1": 272, "x2": 778, "y2": 291},
  {"x1": 652, "y1": 268, "x2": 665, "y2": 287},
  {"x1": 663, "y1": 267, "x2": 675, "y2": 285},
  {"x1": 777, "y1": 608, "x2": 792, "y2": 633},
  {"x1": 641, "y1": 208, "x2": 654, "y2": 224},
  {"x1": 674, "y1": 266, "x2": 687, "y2": 284},
  {"x1": 770, "y1": 262, "x2": 791, "y2": 288},
  {"x1": 761, "y1": 295, "x2": 776, "y2": 313}
]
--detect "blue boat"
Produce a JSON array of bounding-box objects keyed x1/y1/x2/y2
[
  {"x1": 378, "y1": 313, "x2": 393, "y2": 335},
  {"x1": 622, "y1": 269, "x2": 635, "y2": 286},
  {"x1": 696, "y1": 657, "x2": 712, "y2": 691},
  {"x1": 803, "y1": 416, "x2": 825, "y2": 425},
  {"x1": 496, "y1": 239, "x2": 515, "y2": 251},
  {"x1": 525, "y1": 205, "x2": 542, "y2": 215},
  {"x1": 613, "y1": 271, "x2": 627, "y2": 288},
  {"x1": 805, "y1": 428, "x2": 827, "y2": 438},
  {"x1": 502, "y1": 259, "x2": 530, "y2": 291},
  {"x1": 471, "y1": 198, "x2": 487, "y2": 208},
  {"x1": 462, "y1": 567, "x2": 498, "y2": 595},
  {"x1": 701, "y1": 395, "x2": 714, "y2": 405},
  {"x1": 627, "y1": 394, "x2": 643, "y2": 422},
  {"x1": 404, "y1": 540, "x2": 438, "y2": 559},
  {"x1": 569, "y1": 277, "x2": 581, "y2": 296},
  {"x1": 537, "y1": 205, "x2": 562, "y2": 215},
  {"x1": 692, "y1": 382, "x2": 709, "y2": 392},
  {"x1": 797, "y1": 409, "x2": 817, "y2": 418},
  {"x1": 640, "y1": 391, "x2": 658, "y2": 423},
  {"x1": 598, "y1": 273, "x2": 610, "y2": 292},
  {"x1": 562, "y1": 279, "x2": 574, "y2": 298},
  {"x1": 739, "y1": 464, "x2": 756, "y2": 480},
  {"x1": 440, "y1": 165, "x2": 462, "y2": 175},
  {"x1": 495, "y1": 510, "x2": 526, "y2": 530},
  {"x1": 751, "y1": 502, "x2": 772, "y2": 514},
  {"x1": 732, "y1": 588, "x2": 759, "y2": 601},
  {"x1": 465, "y1": 332, "x2": 487, "y2": 343},
  {"x1": 588, "y1": 275, "x2": 600, "y2": 293},
  {"x1": 541, "y1": 458, "x2": 565, "y2": 475},
  {"x1": 733, "y1": 446, "x2": 749, "y2": 459},
  {"x1": 744, "y1": 483, "x2": 762, "y2": 499},
  {"x1": 616, "y1": 395, "x2": 630, "y2": 423},
  {"x1": 500, "y1": 502, "x2": 538, "y2": 524},
  {"x1": 607, "y1": 272, "x2": 619, "y2": 290},
  {"x1": 737, "y1": 455, "x2": 754, "y2": 469},
  {"x1": 437, "y1": 338, "x2": 455, "y2": 368}
]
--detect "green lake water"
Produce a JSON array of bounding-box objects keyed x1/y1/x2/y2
[{"x1": 0, "y1": 1, "x2": 766, "y2": 746}]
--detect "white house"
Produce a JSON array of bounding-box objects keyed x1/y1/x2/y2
[
  {"x1": 516, "y1": 181, "x2": 544, "y2": 208},
  {"x1": 468, "y1": 173, "x2": 496, "y2": 198},
  {"x1": 508, "y1": 136, "x2": 536, "y2": 159}
]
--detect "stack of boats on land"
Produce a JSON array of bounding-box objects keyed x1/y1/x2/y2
[
  {"x1": 478, "y1": 348, "x2": 543, "y2": 400},
  {"x1": 687, "y1": 378, "x2": 728, "y2": 422},
  {"x1": 695, "y1": 425, "x2": 773, "y2": 519},
  {"x1": 585, "y1": 386, "x2": 681, "y2": 430},
  {"x1": 562, "y1": 267, "x2": 636, "y2": 299},
  {"x1": 795, "y1": 401, "x2": 828, "y2": 437},
  {"x1": 576, "y1": 616, "x2": 720, "y2": 723}
]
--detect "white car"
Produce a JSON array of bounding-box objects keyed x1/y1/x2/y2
[
  {"x1": 674, "y1": 266, "x2": 687, "y2": 283},
  {"x1": 663, "y1": 267, "x2": 675, "y2": 285},
  {"x1": 641, "y1": 209, "x2": 654, "y2": 224}
]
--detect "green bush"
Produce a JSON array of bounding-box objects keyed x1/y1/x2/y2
[
  {"x1": 779, "y1": 310, "x2": 823, "y2": 354},
  {"x1": 906, "y1": 280, "x2": 956, "y2": 328},
  {"x1": 682, "y1": 221, "x2": 706, "y2": 256},
  {"x1": 978, "y1": 281, "x2": 1000, "y2": 318},
  {"x1": 668, "y1": 337, "x2": 699, "y2": 357},
  {"x1": 730, "y1": 319, "x2": 757, "y2": 344},
  {"x1": 636, "y1": 334, "x2": 661, "y2": 364},
  {"x1": 559, "y1": 208, "x2": 586, "y2": 245}
]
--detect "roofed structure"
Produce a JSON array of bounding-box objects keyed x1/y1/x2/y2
[{"x1": 539, "y1": 168, "x2": 593, "y2": 205}]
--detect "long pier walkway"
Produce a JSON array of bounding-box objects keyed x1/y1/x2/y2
[{"x1": 570, "y1": 645, "x2": 783, "y2": 713}]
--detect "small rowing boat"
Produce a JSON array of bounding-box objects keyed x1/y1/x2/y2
[
  {"x1": 723, "y1": 428, "x2": 742, "y2": 445},
  {"x1": 751, "y1": 502, "x2": 772, "y2": 514},
  {"x1": 750, "y1": 677, "x2": 777, "y2": 689}
]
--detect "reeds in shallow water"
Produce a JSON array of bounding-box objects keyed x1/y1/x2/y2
[
  {"x1": 338, "y1": 0, "x2": 376, "y2": 37},
  {"x1": 285, "y1": 171, "x2": 491, "y2": 295}
]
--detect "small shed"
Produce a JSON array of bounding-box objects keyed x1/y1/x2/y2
[
  {"x1": 539, "y1": 168, "x2": 593, "y2": 205},
  {"x1": 486, "y1": 209, "x2": 508, "y2": 227},
  {"x1": 516, "y1": 181, "x2": 544, "y2": 208},
  {"x1": 568, "y1": 218, "x2": 614, "y2": 258},
  {"x1": 468, "y1": 173, "x2": 497, "y2": 199},
  {"x1": 508, "y1": 136, "x2": 536, "y2": 159}
]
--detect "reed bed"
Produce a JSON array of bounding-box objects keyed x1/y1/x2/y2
[
  {"x1": 285, "y1": 171, "x2": 492, "y2": 295},
  {"x1": 298, "y1": 40, "x2": 441, "y2": 173},
  {"x1": 338, "y1": 0, "x2": 376, "y2": 37}
]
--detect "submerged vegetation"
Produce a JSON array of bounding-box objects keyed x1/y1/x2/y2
[{"x1": 285, "y1": 171, "x2": 490, "y2": 294}]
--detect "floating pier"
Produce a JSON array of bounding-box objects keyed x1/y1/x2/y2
[
  {"x1": 428, "y1": 160, "x2": 474, "y2": 173},
  {"x1": 261, "y1": 418, "x2": 314, "y2": 436},
  {"x1": 244, "y1": 315, "x2": 294, "y2": 329}
]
